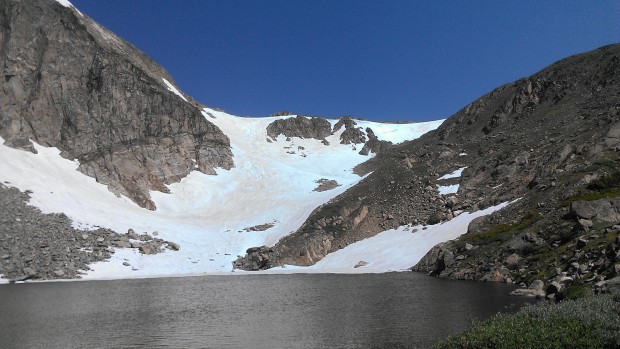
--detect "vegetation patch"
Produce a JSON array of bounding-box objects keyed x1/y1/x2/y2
[
  {"x1": 434, "y1": 294, "x2": 620, "y2": 349},
  {"x1": 462, "y1": 210, "x2": 540, "y2": 245},
  {"x1": 588, "y1": 170, "x2": 620, "y2": 191}
]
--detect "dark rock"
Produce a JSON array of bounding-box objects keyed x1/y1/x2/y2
[
  {"x1": 233, "y1": 246, "x2": 274, "y2": 270},
  {"x1": 427, "y1": 211, "x2": 446, "y2": 225},
  {"x1": 576, "y1": 237, "x2": 588, "y2": 249},
  {"x1": 546, "y1": 281, "x2": 563, "y2": 295}
]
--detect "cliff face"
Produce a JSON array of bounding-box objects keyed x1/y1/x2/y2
[
  {"x1": 234, "y1": 44, "x2": 620, "y2": 274},
  {"x1": 0, "y1": 0, "x2": 233, "y2": 209}
]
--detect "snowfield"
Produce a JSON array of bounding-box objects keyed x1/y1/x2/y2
[{"x1": 0, "y1": 107, "x2": 513, "y2": 281}]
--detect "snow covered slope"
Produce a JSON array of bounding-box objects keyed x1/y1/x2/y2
[{"x1": 0, "y1": 109, "x2": 447, "y2": 279}]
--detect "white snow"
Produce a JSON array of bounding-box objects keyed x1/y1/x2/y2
[
  {"x1": 459, "y1": 153, "x2": 467, "y2": 156},
  {"x1": 0, "y1": 109, "x2": 447, "y2": 280},
  {"x1": 437, "y1": 167, "x2": 467, "y2": 180},
  {"x1": 355, "y1": 119, "x2": 444, "y2": 144},
  {"x1": 54, "y1": 0, "x2": 72, "y2": 7},
  {"x1": 438, "y1": 184, "x2": 459, "y2": 195},
  {"x1": 162, "y1": 78, "x2": 188, "y2": 102},
  {"x1": 53, "y1": 0, "x2": 83, "y2": 16}
]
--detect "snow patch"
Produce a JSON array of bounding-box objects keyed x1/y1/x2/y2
[
  {"x1": 54, "y1": 0, "x2": 83, "y2": 16},
  {"x1": 438, "y1": 184, "x2": 459, "y2": 195},
  {"x1": 355, "y1": 119, "x2": 445, "y2": 144},
  {"x1": 437, "y1": 167, "x2": 467, "y2": 180},
  {"x1": 162, "y1": 78, "x2": 188, "y2": 102},
  {"x1": 55, "y1": 0, "x2": 72, "y2": 7}
]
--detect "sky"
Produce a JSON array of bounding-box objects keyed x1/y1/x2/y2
[{"x1": 69, "y1": 1, "x2": 619, "y2": 122}]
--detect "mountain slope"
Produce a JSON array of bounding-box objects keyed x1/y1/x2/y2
[
  {"x1": 0, "y1": 0, "x2": 232, "y2": 210},
  {"x1": 0, "y1": 0, "x2": 448, "y2": 281},
  {"x1": 239, "y1": 44, "x2": 620, "y2": 290},
  {"x1": 0, "y1": 103, "x2": 442, "y2": 280}
]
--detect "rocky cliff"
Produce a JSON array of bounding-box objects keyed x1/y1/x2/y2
[
  {"x1": 235, "y1": 43, "x2": 620, "y2": 287},
  {"x1": 0, "y1": 0, "x2": 233, "y2": 209}
]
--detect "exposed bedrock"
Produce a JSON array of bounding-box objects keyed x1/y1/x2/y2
[
  {"x1": 266, "y1": 115, "x2": 332, "y2": 141},
  {"x1": 0, "y1": 0, "x2": 233, "y2": 209}
]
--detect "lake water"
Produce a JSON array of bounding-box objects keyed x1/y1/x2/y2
[{"x1": 0, "y1": 272, "x2": 533, "y2": 348}]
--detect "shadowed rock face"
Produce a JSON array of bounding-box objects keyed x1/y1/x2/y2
[{"x1": 0, "y1": 0, "x2": 233, "y2": 209}]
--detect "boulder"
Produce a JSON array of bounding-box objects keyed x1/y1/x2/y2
[
  {"x1": 529, "y1": 280, "x2": 545, "y2": 292},
  {"x1": 505, "y1": 253, "x2": 520, "y2": 266},
  {"x1": 427, "y1": 211, "x2": 446, "y2": 225}
]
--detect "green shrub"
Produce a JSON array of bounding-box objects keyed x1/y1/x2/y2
[{"x1": 434, "y1": 294, "x2": 620, "y2": 349}]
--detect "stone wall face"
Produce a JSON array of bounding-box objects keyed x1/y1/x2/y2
[{"x1": 0, "y1": 0, "x2": 233, "y2": 209}]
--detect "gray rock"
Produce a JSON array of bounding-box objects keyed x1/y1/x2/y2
[
  {"x1": 427, "y1": 211, "x2": 446, "y2": 225},
  {"x1": 529, "y1": 280, "x2": 545, "y2": 291},
  {"x1": 266, "y1": 115, "x2": 331, "y2": 141},
  {"x1": 505, "y1": 253, "x2": 520, "y2": 266},
  {"x1": 166, "y1": 242, "x2": 180, "y2": 251},
  {"x1": 23, "y1": 267, "x2": 37, "y2": 277},
  {"x1": 114, "y1": 241, "x2": 132, "y2": 248},
  {"x1": 139, "y1": 244, "x2": 158, "y2": 255},
  {"x1": 510, "y1": 288, "x2": 545, "y2": 298}
]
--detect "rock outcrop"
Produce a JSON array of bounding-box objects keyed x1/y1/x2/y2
[
  {"x1": 333, "y1": 117, "x2": 366, "y2": 145},
  {"x1": 0, "y1": 0, "x2": 233, "y2": 209},
  {"x1": 266, "y1": 115, "x2": 332, "y2": 141}
]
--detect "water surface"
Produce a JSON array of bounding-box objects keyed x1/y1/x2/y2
[{"x1": 0, "y1": 273, "x2": 533, "y2": 348}]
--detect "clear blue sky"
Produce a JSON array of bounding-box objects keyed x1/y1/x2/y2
[{"x1": 70, "y1": 0, "x2": 619, "y2": 121}]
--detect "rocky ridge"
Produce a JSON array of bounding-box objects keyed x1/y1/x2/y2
[
  {"x1": 0, "y1": 0, "x2": 233, "y2": 209},
  {"x1": 265, "y1": 114, "x2": 390, "y2": 155},
  {"x1": 234, "y1": 43, "x2": 620, "y2": 287}
]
